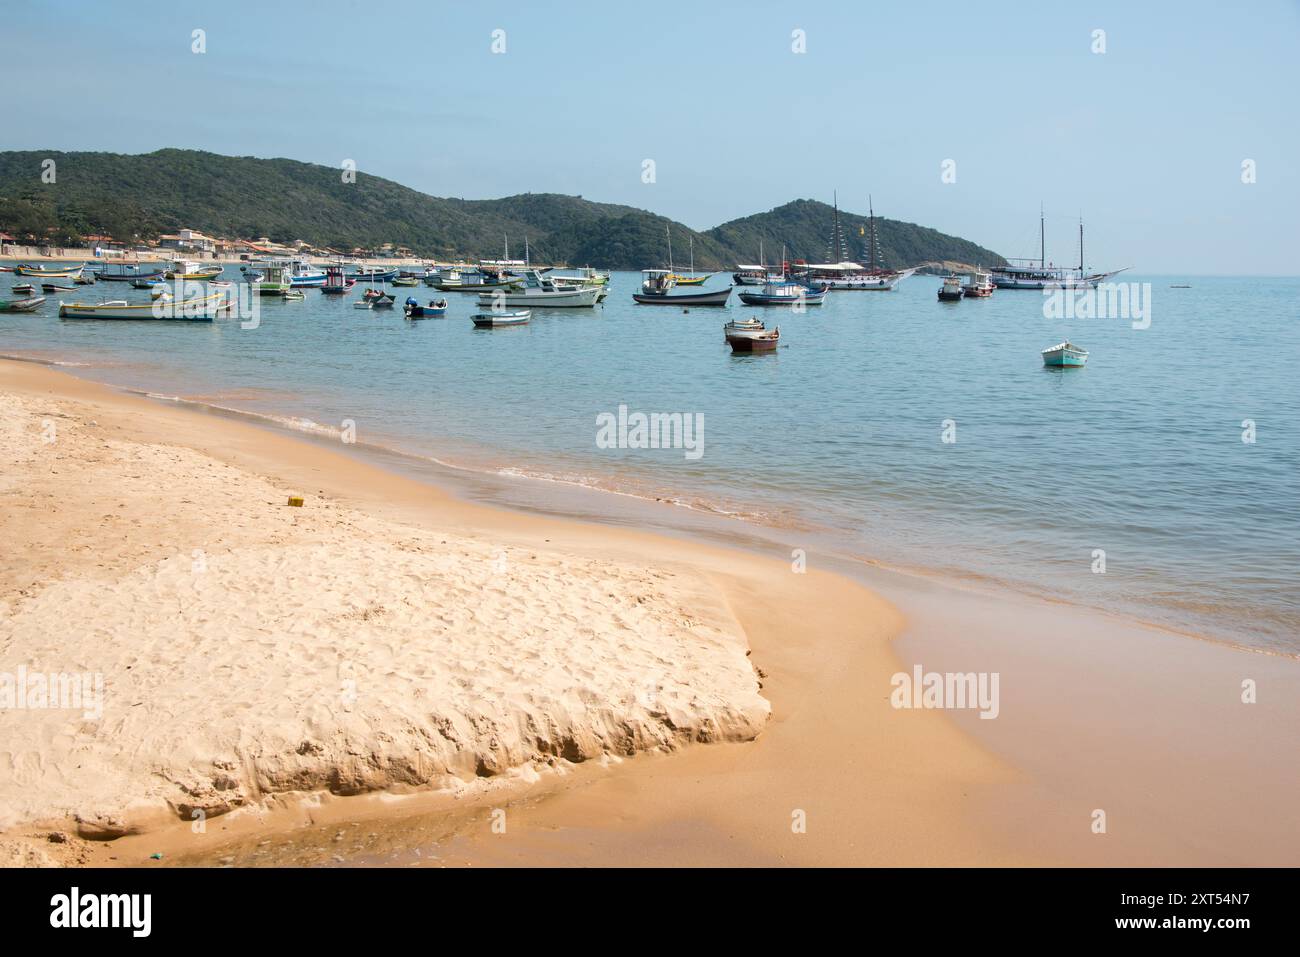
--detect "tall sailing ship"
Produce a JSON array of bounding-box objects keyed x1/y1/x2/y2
[
  {"x1": 991, "y1": 208, "x2": 1123, "y2": 289},
  {"x1": 793, "y1": 194, "x2": 916, "y2": 291}
]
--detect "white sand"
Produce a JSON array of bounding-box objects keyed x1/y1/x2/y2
[{"x1": 0, "y1": 391, "x2": 768, "y2": 836}]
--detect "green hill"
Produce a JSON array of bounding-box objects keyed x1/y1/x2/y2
[
  {"x1": 706, "y1": 199, "x2": 1006, "y2": 270},
  {"x1": 0, "y1": 149, "x2": 1003, "y2": 269}
]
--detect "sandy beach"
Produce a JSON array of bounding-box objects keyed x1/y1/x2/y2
[{"x1": 1, "y1": 357, "x2": 1296, "y2": 868}]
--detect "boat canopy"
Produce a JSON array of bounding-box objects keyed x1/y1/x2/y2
[
  {"x1": 801, "y1": 261, "x2": 865, "y2": 273},
  {"x1": 642, "y1": 269, "x2": 671, "y2": 275}
]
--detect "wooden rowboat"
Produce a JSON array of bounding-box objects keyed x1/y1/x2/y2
[
  {"x1": 0, "y1": 296, "x2": 46, "y2": 313},
  {"x1": 726, "y1": 325, "x2": 780, "y2": 353},
  {"x1": 471, "y1": 309, "x2": 531, "y2": 327}
]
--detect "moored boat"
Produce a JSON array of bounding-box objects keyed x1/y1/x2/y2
[
  {"x1": 738, "y1": 279, "x2": 827, "y2": 306},
  {"x1": 371, "y1": 291, "x2": 397, "y2": 309},
  {"x1": 40, "y1": 282, "x2": 77, "y2": 293},
  {"x1": 938, "y1": 275, "x2": 964, "y2": 301},
  {"x1": 471, "y1": 309, "x2": 531, "y2": 327},
  {"x1": 349, "y1": 267, "x2": 399, "y2": 282},
  {"x1": 11, "y1": 283, "x2": 35, "y2": 294},
  {"x1": 478, "y1": 270, "x2": 600, "y2": 308},
  {"x1": 250, "y1": 264, "x2": 293, "y2": 296},
  {"x1": 392, "y1": 276, "x2": 420, "y2": 287},
  {"x1": 993, "y1": 209, "x2": 1123, "y2": 289},
  {"x1": 165, "y1": 260, "x2": 223, "y2": 281},
  {"x1": 963, "y1": 270, "x2": 995, "y2": 297},
  {"x1": 58, "y1": 291, "x2": 230, "y2": 321},
  {"x1": 281, "y1": 290, "x2": 306, "y2": 301},
  {"x1": 723, "y1": 317, "x2": 765, "y2": 340},
  {"x1": 726, "y1": 324, "x2": 779, "y2": 353},
  {"x1": 321, "y1": 265, "x2": 355, "y2": 294},
  {"x1": 632, "y1": 269, "x2": 732, "y2": 306},
  {"x1": 404, "y1": 297, "x2": 449, "y2": 318},
  {"x1": 1041, "y1": 340, "x2": 1089, "y2": 367},
  {"x1": 97, "y1": 261, "x2": 163, "y2": 282},
  {"x1": 14, "y1": 264, "x2": 83, "y2": 279},
  {"x1": 0, "y1": 296, "x2": 46, "y2": 313}
]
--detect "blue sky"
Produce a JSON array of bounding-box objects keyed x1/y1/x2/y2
[{"x1": 4, "y1": 0, "x2": 1297, "y2": 273}]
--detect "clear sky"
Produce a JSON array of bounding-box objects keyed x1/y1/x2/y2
[{"x1": 4, "y1": 0, "x2": 1297, "y2": 273}]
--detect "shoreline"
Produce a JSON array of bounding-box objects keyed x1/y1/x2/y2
[
  {"x1": 0, "y1": 347, "x2": 1282, "y2": 662},
  {"x1": 1, "y1": 358, "x2": 1297, "y2": 867}
]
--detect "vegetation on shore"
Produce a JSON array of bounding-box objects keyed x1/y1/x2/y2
[{"x1": 0, "y1": 149, "x2": 1004, "y2": 269}]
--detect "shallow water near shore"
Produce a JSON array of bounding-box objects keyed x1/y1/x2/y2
[{"x1": 3, "y1": 264, "x2": 1297, "y2": 652}]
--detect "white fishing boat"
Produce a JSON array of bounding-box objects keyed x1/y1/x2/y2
[
  {"x1": 476, "y1": 270, "x2": 600, "y2": 308},
  {"x1": 58, "y1": 291, "x2": 230, "y2": 321},
  {"x1": 1042, "y1": 341, "x2": 1089, "y2": 367},
  {"x1": 471, "y1": 309, "x2": 531, "y2": 327},
  {"x1": 165, "y1": 260, "x2": 223, "y2": 281}
]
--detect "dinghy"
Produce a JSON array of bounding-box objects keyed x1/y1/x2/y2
[
  {"x1": 0, "y1": 296, "x2": 46, "y2": 313},
  {"x1": 1041, "y1": 341, "x2": 1089, "y2": 367},
  {"x1": 726, "y1": 325, "x2": 780, "y2": 353},
  {"x1": 404, "y1": 297, "x2": 449, "y2": 319},
  {"x1": 472, "y1": 309, "x2": 531, "y2": 327}
]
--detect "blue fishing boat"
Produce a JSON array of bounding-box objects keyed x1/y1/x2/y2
[
  {"x1": 738, "y1": 279, "x2": 827, "y2": 306},
  {"x1": 1041, "y1": 341, "x2": 1089, "y2": 367},
  {"x1": 349, "y1": 267, "x2": 399, "y2": 282},
  {"x1": 404, "y1": 297, "x2": 448, "y2": 319}
]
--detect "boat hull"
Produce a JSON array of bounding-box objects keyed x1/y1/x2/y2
[
  {"x1": 726, "y1": 332, "x2": 779, "y2": 352},
  {"x1": 58, "y1": 293, "x2": 229, "y2": 321},
  {"x1": 738, "y1": 289, "x2": 826, "y2": 306},
  {"x1": 472, "y1": 310, "x2": 531, "y2": 327},
  {"x1": 633, "y1": 287, "x2": 732, "y2": 307},
  {"x1": 480, "y1": 288, "x2": 600, "y2": 308},
  {"x1": 0, "y1": 296, "x2": 46, "y2": 313}
]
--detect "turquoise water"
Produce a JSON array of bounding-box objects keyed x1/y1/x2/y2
[{"x1": 3, "y1": 264, "x2": 1298, "y2": 652}]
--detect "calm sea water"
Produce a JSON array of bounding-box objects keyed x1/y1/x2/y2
[{"x1": 3, "y1": 264, "x2": 1298, "y2": 653}]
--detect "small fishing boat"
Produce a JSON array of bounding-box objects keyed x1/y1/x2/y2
[
  {"x1": 726, "y1": 325, "x2": 780, "y2": 353},
  {"x1": 282, "y1": 290, "x2": 306, "y2": 301},
  {"x1": 40, "y1": 282, "x2": 77, "y2": 293},
  {"x1": 963, "y1": 270, "x2": 995, "y2": 298},
  {"x1": 732, "y1": 265, "x2": 771, "y2": 285},
  {"x1": 550, "y1": 267, "x2": 610, "y2": 288},
  {"x1": 349, "y1": 267, "x2": 398, "y2": 282},
  {"x1": 937, "y1": 275, "x2": 964, "y2": 301},
  {"x1": 738, "y1": 280, "x2": 827, "y2": 306},
  {"x1": 97, "y1": 262, "x2": 163, "y2": 282},
  {"x1": 250, "y1": 264, "x2": 293, "y2": 296},
  {"x1": 633, "y1": 270, "x2": 732, "y2": 306},
  {"x1": 74, "y1": 274, "x2": 96, "y2": 285},
  {"x1": 321, "y1": 265, "x2": 355, "y2": 294},
  {"x1": 165, "y1": 260, "x2": 223, "y2": 281},
  {"x1": 0, "y1": 296, "x2": 46, "y2": 313},
  {"x1": 150, "y1": 285, "x2": 171, "y2": 300},
  {"x1": 353, "y1": 300, "x2": 373, "y2": 310},
  {"x1": 209, "y1": 280, "x2": 233, "y2": 288},
  {"x1": 59, "y1": 292, "x2": 230, "y2": 321},
  {"x1": 131, "y1": 276, "x2": 166, "y2": 289},
  {"x1": 477, "y1": 270, "x2": 601, "y2": 308},
  {"x1": 471, "y1": 309, "x2": 531, "y2": 327},
  {"x1": 14, "y1": 264, "x2": 83, "y2": 279},
  {"x1": 404, "y1": 297, "x2": 449, "y2": 318},
  {"x1": 723, "y1": 317, "x2": 765, "y2": 341},
  {"x1": 11, "y1": 283, "x2": 35, "y2": 294},
  {"x1": 392, "y1": 276, "x2": 420, "y2": 287},
  {"x1": 670, "y1": 273, "x2": 711, "y2": 286},
  {"x1": 371, "y1": 292, "x2": 397, "y2": 309},
  {"x1": 0, "y1": 265, "x2": 13, "y2": 273},
  {"x1": 1041, "y1": 341, "x2": 1089, "y2": 367}
]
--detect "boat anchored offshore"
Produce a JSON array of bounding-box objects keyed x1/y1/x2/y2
[
  {"x1": 963, "y1": 270, "x2": 995, "y2": 298},
  {"x1": 993, "y1": 208, "x2": 1124, "y2": 289},
  {"x1": 404, "y1": 297, "x2": 449, "y2": 319},
  {"x1": 58, "y1": 291, "x2": 231, "y2": 321},
  {"x1": 1041, "y1": 340, "x2": 1089, "y2": 367},
  {"x1": 472, "y1": 309, "x2": 531, "y2": 327},
  {"x1": 633, "y1": 269, "x2": 732, "y2": 306},
  {"x1": 725, "y1": 322, "x2": 779, "y2": 353},
  {"x1": 938, "y1": 275, "x2": 964, "y2": 301},
  {"x1": 723, "y1": 317, "x2": 765, "y2": 340},
  {"x1": 478, "y1": 270, "x2": 600, "y2": 308},
  {"x1": 0, "y1": 296, "x2": 46, "y2": 313},
  {"x1": 738, "y1": 279, "x2": 826, "y2": 306}
]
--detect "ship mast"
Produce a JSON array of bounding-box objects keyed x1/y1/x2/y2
[
  {"x1": 666, "y1": 224, "x2": 674, "y2": 273},
  {"x1": 1078, "y1": 216, "x2": 1084, "y2": 274},
  {"x1": 1039, "y1": 203, "x2": 1045, "y2": 269}
]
